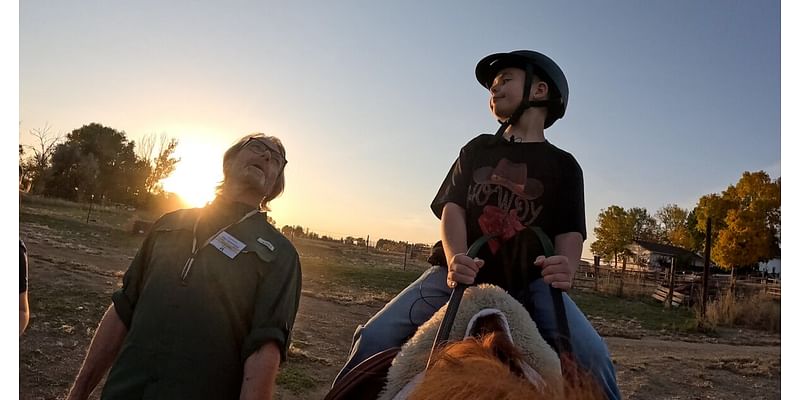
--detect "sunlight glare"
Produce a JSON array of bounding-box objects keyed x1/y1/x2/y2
[{"x1": 160, "y1": 143, "x2": 223, "y2": 208}]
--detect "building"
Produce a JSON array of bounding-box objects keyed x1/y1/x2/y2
[{"x1": 625, "y1": 240, "x2": 706, "y2": 271}]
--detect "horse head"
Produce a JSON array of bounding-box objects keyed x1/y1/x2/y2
[{"x1": 379, "y1": 284, "x2": 568, "y2": 400}]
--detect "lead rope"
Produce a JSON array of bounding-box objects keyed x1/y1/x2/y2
[
  {"x1": 531, "y1": 226, "x2": 580, "y2": 387},
  {"x1": 425, "y1": 235, "x2": 493, "y2": 370},
  {"x1": 426, "y1": 229, "x2": 576, "y2": 383}
]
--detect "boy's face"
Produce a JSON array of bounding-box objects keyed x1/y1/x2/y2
[
  {"x1": 489, "y1": 67, "x2": 527, "y2": 120},
  {"x1": 488, "y1": 67, "x2": 548, "y2": 120}
]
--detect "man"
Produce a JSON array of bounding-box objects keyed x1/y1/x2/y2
[
  {"x1": 68, "y1": 133, "x2": 302, "y2": 400},
  {"x1": 20, "y1": 239, "x2": 29, "y2": 336},
  {"x1": 20, "y1": 167, "x2": 30, "y2": 336}
]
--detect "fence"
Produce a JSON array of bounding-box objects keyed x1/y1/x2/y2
[
  {"x1": 574, "y1": 259, "x2": 781, "y2": 307},
  {"x1": 574, "y1": 260, "x2": 671, "y2": 297}
]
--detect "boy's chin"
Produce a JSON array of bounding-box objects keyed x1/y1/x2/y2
[
  {"x1": 490, "y1": 108, "x2": 513, "y2": 121},
  {"x1": 492, "y1": 113, "x2": 512, "y2": 122}
]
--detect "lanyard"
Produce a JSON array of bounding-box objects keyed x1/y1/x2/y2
[{"x1": 179, "y1": 209, "x2": 260, "y2": 282}]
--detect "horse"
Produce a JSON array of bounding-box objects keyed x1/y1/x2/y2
[{"x1": 326, "y1": 284, "x2": 605, "y2": 400}]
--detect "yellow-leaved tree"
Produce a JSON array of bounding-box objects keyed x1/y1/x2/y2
[{"x1": 694, "y1": 171, "x2": 780, "y2": 276}]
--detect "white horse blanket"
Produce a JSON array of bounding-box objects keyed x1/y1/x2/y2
[{"x1": 378, "y1": 284, "x2": 562, "y2": 400}]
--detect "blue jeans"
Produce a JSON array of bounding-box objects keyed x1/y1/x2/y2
[{"x1": 334, "y1": 265, "x2": 621, "y2": 400}]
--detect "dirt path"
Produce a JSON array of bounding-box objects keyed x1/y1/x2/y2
[
  {"x1": 608, "y1": 337, "x2": 779, "y2": 399},
  {"x1": 20, "y1": 222, "x2": 780, "y2": 400}
]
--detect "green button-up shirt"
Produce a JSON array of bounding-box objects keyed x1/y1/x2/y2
[{"x1": 103, "y1": 197, "x2": 302, "y2": 399}]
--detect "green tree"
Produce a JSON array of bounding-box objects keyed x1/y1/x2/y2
[
  {"x1": 656, "y1": 204, "x2": 696, "y2": 250},
  {"x1": 590, "y1": 205, "x2": 632, "y2": 266},
  {"x1": 44, "y1": 123, "x2": 149, "y2": 204},
  {"x1": 592, "y1": 206, "x2": 669, "y2": 266},
  {"x1": 684, "y1": 209, "x2": 706, "y2": 252},
  {"x1": 628, "y1": 207, "x2": 663, "y2": 243}
]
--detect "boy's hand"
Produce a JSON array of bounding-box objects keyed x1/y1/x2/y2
[
  {"x1": 446, "y1": 254, "x2": 485, "y2": 288},
  {"x1": 534, "y1": 255, "x2": 575, "y2": 290}
]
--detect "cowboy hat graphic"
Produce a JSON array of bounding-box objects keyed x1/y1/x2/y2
[{"x1": 472, "y1": 159, "x2": 544, "y2": 201}]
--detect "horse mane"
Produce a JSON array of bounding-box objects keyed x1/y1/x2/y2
[{"x1": 408, "y1": 332, "x2": 605, "y2": 400}]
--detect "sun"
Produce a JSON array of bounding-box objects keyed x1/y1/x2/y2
[{"x1": 161, "y1": 153, "x2": 222, "y2": 208}]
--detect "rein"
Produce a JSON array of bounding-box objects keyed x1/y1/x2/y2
[{"x1": 426, "y1": 229, "x2": 575, "y2": 373}]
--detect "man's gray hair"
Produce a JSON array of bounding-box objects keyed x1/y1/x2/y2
[{"x1": 216, "y1": 133, "x2": 286, "y2": 211}]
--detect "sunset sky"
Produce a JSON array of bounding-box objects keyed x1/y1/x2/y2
[{"x1": 18, "y1": 1, "x2": 781, "y2": 260}]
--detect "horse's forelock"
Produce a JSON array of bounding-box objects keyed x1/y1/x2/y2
[
  {"x1": 409, "y1": 335, "x2": 540, "y2": 400},
  {"x1": 408, "y1": 333, "x2": 606, "y2": 400}
]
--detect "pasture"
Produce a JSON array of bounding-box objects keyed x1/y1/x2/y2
[{"x1": 19, "y1": 197, "x2": 780, "y2": 399}]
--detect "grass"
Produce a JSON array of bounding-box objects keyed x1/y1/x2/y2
[
  {"x1": 302, "y1": 252, "x2": 704, "y2": 334},
  {"x1": 571, "y1": 290, "x2": 697, "y2": 331},
  {"x1": 21, "y1": 209, "x2": 145, "y2": 250},
  {"x1": 303, "y1": 257, "x2": 424, "y2": 293},
  {"x1": 300, "y1": 257, "x2": 426, "y2": 304},
  {"x1": 276, "y1": 364, "x2": 320, "y2": 395},
  {"x1": 22, "y1": 193, "x2": 164, "y2": 229}
]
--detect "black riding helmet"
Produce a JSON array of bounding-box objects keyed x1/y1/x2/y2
[{"x1": 475, "y1": 50, "x2": 569, "y2": 131}]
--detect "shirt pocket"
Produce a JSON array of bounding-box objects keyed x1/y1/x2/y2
[
  {"x1": 212, "y1": 238, "x2": 277, "y2": 310},
  {"x1": 239, "y1": 238, "x2": 277, "y2": 273},
  {"x1": 148, "y1": 225, "x2": 193, "y2": 281}
]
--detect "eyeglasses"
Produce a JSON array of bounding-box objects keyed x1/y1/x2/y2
[{"x1": 244, "y1": 138, "x2": 287, "y2": 167}]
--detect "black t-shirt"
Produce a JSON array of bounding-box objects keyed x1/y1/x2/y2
[
  {"x1": 20, "y1": 240, "x2": 28, "y2": 294},
  {"x1": 431, "y1": 134, "x2": 586, "y2": 294}
]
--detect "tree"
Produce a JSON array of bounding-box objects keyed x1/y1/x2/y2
[
  {"x1": 44, "y1": 123, "x2": 149, "y2": 204},
  {"x1": 684, "y1": 209, "x2": 705, "y2": 252},
  {"x1": 280, "y1": 225, "x2": 307, "y2": 239},
  {"x1": 377, "y1": 238, "x2": 406, "y2": 252},
  {"x1": 21, "y1": 123, "x2": 64, "y2": 194},
  {"x1": 590, "y1": 205, "x2": 632, "y2": 266},
  {"x1": 656, "y1": 204, "x2": 696, "y2": 251},
  {"x1": 628, "y1": 207, "x2": 663, "y2": 243},
  {"x1": 592, "y1": 205, "x2": 669, "y2": 266},
  {"x1": 693, "y1": 171, "x2": 780, "y2": 273},
  {"x1": 138, "y1": 133, "x2": 181, "y2": 194}
]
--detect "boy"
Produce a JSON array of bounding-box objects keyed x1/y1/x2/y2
[{"x1": 335, "y1": 51, "x2": 620, "y2": 399}]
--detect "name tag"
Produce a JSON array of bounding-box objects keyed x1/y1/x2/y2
[{"x1": 209, "y1": 231, "x2": 247, "y2": 259}]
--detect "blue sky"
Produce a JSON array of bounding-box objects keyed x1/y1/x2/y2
[{"x1": 18, "y1": 1, "x2": 781, "y2": 259}]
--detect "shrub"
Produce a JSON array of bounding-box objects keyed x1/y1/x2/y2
[{"x1": 700, "y1": 291, "x2": 780, "y2": 333}]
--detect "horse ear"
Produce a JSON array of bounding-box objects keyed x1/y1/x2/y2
[{"x1": 513, "y1": 359, "x2": 547, "y2": 389}]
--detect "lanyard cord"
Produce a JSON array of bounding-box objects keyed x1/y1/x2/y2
[{"x1": 180, "y1": 208, "x2": 260, "y2": 282}]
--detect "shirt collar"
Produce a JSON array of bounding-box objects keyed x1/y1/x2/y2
[{"x1": 208, "y1": 195, "x2": 260, "y2": 218}]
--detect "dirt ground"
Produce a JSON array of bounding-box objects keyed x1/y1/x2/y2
[{"x1": 19, "y1": 219, "x2": 780, "y2": 400}]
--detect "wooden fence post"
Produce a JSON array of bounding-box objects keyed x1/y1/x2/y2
[
  {"x1": 593, "y1": 255, "x2": 600, "y2": 292},
  {"x1": 665, "y1": 256, "x2": 676, "y2": 308},
  {"x1": 701, "y1": 218, "x2": 712, "y2": 318},
  {"x1": 403, "y1": 242, "x2": 408, "y2": 271}
]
